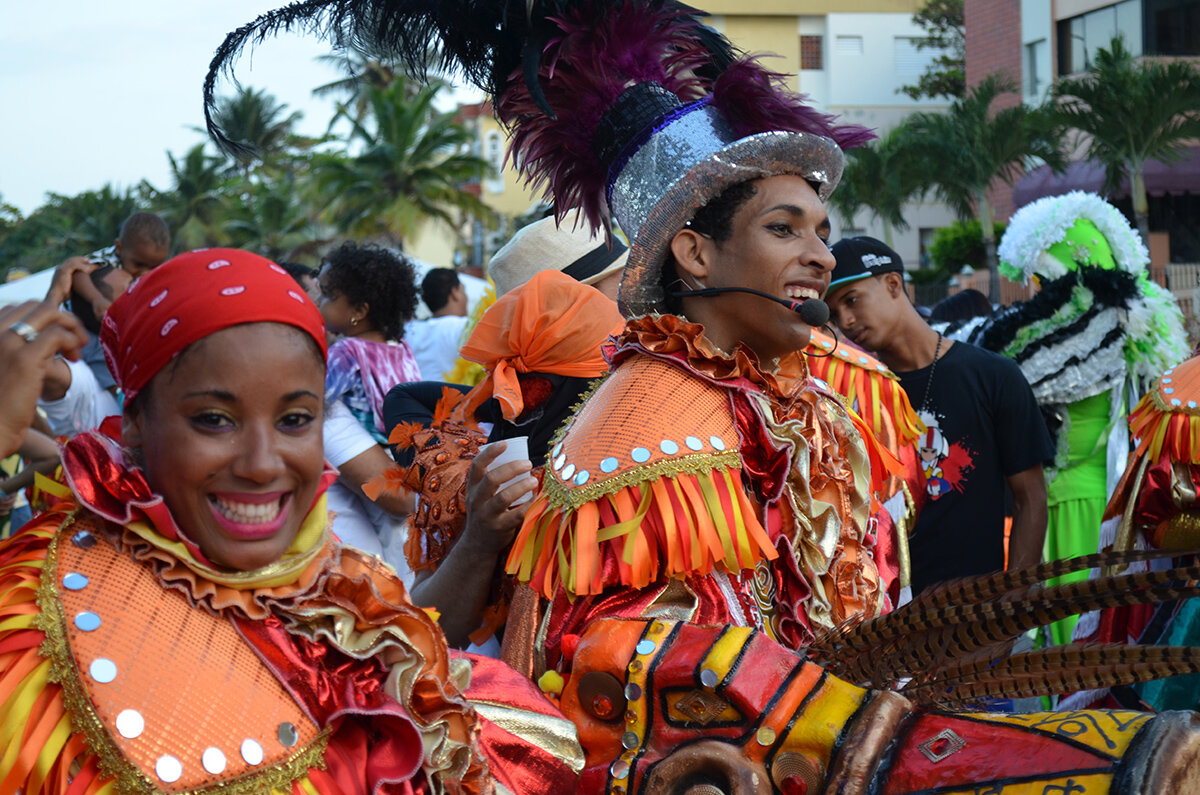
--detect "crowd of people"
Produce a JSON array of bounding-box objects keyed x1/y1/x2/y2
[{"x1": 2, "y1": 1, "x2": 1200, "y2": 793}]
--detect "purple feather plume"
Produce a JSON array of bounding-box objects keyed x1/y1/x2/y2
[{"x1": 497, "y1": 2, "x2": 718, "y2": 232}]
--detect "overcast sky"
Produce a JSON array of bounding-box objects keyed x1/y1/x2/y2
[{"x1": 1, "y1": 1, "x2": 435, "y2": 215}]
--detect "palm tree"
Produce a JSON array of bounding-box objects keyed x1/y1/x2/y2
[
  {"x1": 898, "y1": 75, "x2": 1065, "y2": 301},
  {"x1": 146, "y1": 144, "x2": 234, "y2": 250},
  {"x1": 1052, "y1": 36, "x2": 1200, "y2": 243},
  {"x1": 222, "y1": 175, "x2": 333, "y2": 262},
  {"x1": 207, "y1": 86, "x2": 305, "y2": 177},
  {"x1": 313, "y1": 77, "x2": 492, "y2": 250},
  {"x1": 828, "y1": 129, "x2": 923, "y2": 249}
]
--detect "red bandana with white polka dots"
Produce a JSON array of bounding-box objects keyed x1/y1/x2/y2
[{"x1": 101, "y1": 248, "x2": 327, "y2": 401}]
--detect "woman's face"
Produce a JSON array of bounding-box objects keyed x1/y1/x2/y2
[
  {"x1": 125, "y1": 323, "x2": 326, "y2": 571},
  {"x1": 675, "y1": 174, "x2": 836, "y2": 363}
]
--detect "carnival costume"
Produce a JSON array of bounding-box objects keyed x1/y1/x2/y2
[
  {"x1": 0, "y1": 250, "x2": 581, "y2": 795},
  {"x1": 377, "y1": 269, "x2": 624, "y2": 645},
  {"x1": 937, "y1": 192, "x2": 1189, "y2": 644},
  {"x1": 1067, "y1": 348, "x2": 1200, "y2": 712},
  {"x1": 208, "y1": 3, "x2": 1200, "y2": 793},
  {"x1": 805, "y1": 330, "x2": 925, "y2": 603}
]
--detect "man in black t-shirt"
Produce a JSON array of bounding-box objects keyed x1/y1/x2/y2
[{"x1": 824, "y1": 237, "x2": 1054, "y2": 593}]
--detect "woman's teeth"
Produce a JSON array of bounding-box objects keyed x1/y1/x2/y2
[
  {"x1": 212, "y1": 497, "x2": 282, "y2": 524},
  {"x1": 785, "y1": 286, "x2": 820, "y2": 300}
]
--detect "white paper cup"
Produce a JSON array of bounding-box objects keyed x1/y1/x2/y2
[{"x1": 480, "y1": 436, "x2": 533, "y2": 506}]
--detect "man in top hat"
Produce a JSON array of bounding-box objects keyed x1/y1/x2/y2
[{"x1": 824, "y1": 236, "x2": 1054, "y2": 594}]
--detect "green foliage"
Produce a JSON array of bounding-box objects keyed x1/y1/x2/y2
[
  {"x1": 928, "y1": 219, "x2": 1006, "y2": 275},
  {"x1": 0, "y1": 186, "x2": 146, "y2": 277},
  {"x1": 898, "y1": 75, "x2": 1066, "y2": 219},
  {"x1": 313, "y1": 77, "x2": 491, "y2": 249},
  {"x1": 828, "y1": 128, "x2": 924, "y2": 237},
  {"x1": 899, "y1": 0, "x2": 965, "y2": 101},
  {"x1": 1051, "y1": 35, "x2": 1200, "y2": 238}
]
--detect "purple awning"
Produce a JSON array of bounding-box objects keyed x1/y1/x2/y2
[{"x1": 1013, "y1": 147, "x2": 1200, "y2": 206}]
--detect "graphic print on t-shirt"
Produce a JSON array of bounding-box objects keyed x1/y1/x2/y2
[{"x1": 916, "y1": 410, "x2": 976, "y2": 500}]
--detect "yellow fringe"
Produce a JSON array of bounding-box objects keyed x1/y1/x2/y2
[
  {"x1": 507, "y1": 465, "x2": 776, "y2": 598},
  {"x1": 1130, "y1": 388, "x2": 1200, "y2": 464},
  {"x1": 809, "y1": 350, "x2": 925, "y2": 447}
]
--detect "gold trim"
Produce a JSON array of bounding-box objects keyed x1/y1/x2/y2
[
  {"x1": 543, "y1": 450, "x2": 743, "y2": 511},
  {"x1": 35, "y1": 518, "x2": 331, "y2": 794},
  {"x1": 1150, "y1": 381, "x2": 1200, "y2": 417}
]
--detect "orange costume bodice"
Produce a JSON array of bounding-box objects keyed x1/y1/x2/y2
[{"x1": 506, "y1": 315, "x2": 891, "y2": 666}]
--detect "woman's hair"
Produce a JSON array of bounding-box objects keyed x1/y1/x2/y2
[
  {"x1": 661, "y1": 181, "x2": 760, "y2": 315},
  {"x1": 320, "y1": 242, "x2": 419, "y2": 341}
]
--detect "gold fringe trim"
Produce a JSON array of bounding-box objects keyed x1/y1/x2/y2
[
  {"x1": 35, "y1": 518, "x2": 331, "y2": 795},
  {"x1": 541, "y1": 449, "x2": 743, "y2": 511}
]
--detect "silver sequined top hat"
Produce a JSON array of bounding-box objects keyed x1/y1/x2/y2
[{"x1": 603, "y1": 83, "x2": 844, "y2": 318}]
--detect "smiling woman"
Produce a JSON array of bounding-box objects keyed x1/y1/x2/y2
[{"x1": 0, "y1": 249, "x2": 581, "y2": 794}]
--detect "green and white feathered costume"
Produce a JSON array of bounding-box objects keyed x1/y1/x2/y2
[{"x1": 937, "y1": 191, "x2": 1189, "y2": 645}]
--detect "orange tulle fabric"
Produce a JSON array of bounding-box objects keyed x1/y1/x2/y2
[{"x1": 458, "y1": 270, "x2": 623, "y2": 422}]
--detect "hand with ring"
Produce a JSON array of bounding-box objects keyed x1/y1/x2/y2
[{"x1": 0, "y1": 300, "x2": 89, "y2": 456}]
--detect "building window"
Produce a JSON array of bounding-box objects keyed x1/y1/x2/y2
[
  {"x1": 483, "y1": 130, "x2": 504, "y2": 194},
  {"x1": 1057, "y1": 0, "x2": 1144, "y2": 75},
  {"x1": 800, "y1": 35, "x2": 824, "y2": 69},
  {"x1": 1025, "y1": 39, "x2": 1046, "y2": 98},
  {"x1": 1146, "y1": 0, "x2": 1200, "y2": 55},
  {"x1": 836, "y1": 35, "x2": 864, "y2": 55},
  {"x1": 894, "y1": 36, "x2": 938, "y2": 76}
]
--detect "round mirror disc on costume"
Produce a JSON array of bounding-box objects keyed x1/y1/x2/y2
[
  {"x1": 115, "y1": 709, "x2": 144, "y2": 739},
  {"x1": 63, "y1": 572, "x2": 89, "y2": 590},
  {"x1": 278, "y1": 722, "x2": 299, "y2": 747},
  {"x1": 75, "y1": 612, "x2": 101, "y2": 632},
  {"x1": 241, "y1": 738, "x2": 264, "y2": 766},
  {"x1": 156, "y1": 755, "x2": 182, "y2": 783},
  {"x1": 90, "y1": 658, "x2": 117, "y2": 683},
  {"x1": 202, "y1": 747, "x2": 227, "y2": 775}
]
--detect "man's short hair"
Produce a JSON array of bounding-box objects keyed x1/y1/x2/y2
[
  {"x1": 421, "y1": 268, "x2": 461, "y2": 313},
  {"x1": 118, "y1": 212, "x2": 170, "y2": 249}
]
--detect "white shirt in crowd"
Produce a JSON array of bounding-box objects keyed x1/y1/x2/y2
[
  {"x1": 404, "y1": 316, "x2": 470, "y2": 383},
  {"x1": 323, "y1": 401, "x2": 413, "y2": 587},
  {"x1": 39, "y1": 359, "x2": 120, "y2": 437}
]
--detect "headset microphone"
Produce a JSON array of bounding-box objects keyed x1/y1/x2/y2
[{"x1": 669, "y1": 286, "x2": 830, "y2": 327}]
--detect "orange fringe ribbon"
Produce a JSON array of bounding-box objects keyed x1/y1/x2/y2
[
  {"x1": 807, "y1": 340, "x2": 924, "y2": 448},
  {"x1": 1129, "y1": 389, "x2": 1200, "y2": 465},
  {"x1": 507, "y1": 466, "x2": 777, "y2": 598}
]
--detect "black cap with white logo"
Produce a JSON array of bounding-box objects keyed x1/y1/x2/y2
[{"x1": 828, "y1": 236, "x2": 905, "y2": 295}]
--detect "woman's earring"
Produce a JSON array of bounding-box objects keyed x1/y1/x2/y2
[{"x1": 351, "y1": 317, "x2": 359, "y2": 326}]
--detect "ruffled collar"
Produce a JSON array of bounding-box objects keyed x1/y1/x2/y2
[
  {"x1": 611, "y1": 313, "x2": 812, "y2": 403},
  {"x1": 60, "y1": 430, "x2": 339, "y2": 610}
]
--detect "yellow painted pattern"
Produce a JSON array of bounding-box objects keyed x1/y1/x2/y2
[
  {"x1": 960, "y1": 711, "x2": 1153, "y2": 760},
  {"x1": 938, "y1": 772, "x2": 1113, "y2": 794},
  {"x1": 780, "y1": 671, "x2": 867, "y2": 764},
  {"x1": 699, "y1": 626, "x2": 757, "y2": 685}
]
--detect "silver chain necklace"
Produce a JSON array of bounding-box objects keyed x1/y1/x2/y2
[{"x1": 919, "y1": 332, "x2": 943, "y2": 414}]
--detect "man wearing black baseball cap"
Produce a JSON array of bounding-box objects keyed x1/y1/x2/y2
[{"x1": 825, "y1": 236, "x2": 1053, "y2": 594}]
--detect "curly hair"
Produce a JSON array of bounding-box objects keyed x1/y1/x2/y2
[{"x1": 320, "y1": 241, "x2": 419, "y2": 341}]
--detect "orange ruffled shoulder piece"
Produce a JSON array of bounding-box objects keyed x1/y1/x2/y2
[
  {"x1": 805, "y1": 329, "x2": 924, "y2": 447},
  {"x1": 1129, "y1": 353, "x2": 1200, "y2": 465},
  {"x1": 506, "y1": 352, "x2": 777, "y2": 598}
]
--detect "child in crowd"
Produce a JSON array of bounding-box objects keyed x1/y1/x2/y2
[{"x1": 319, "y1": 241, "x2": 423, "y2": 443}]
